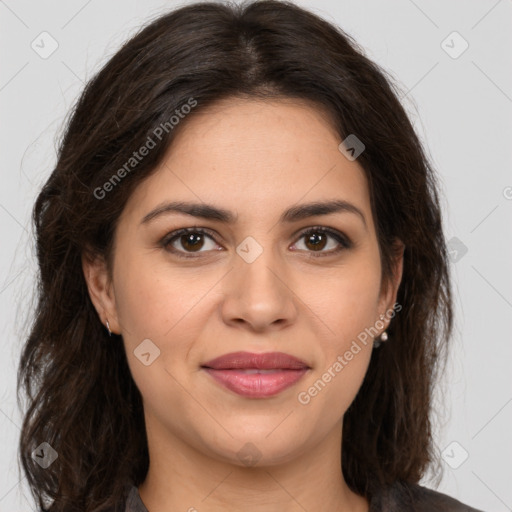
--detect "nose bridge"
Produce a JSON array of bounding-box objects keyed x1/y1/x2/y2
[
  {"x1": 235, "y1": 233, "x2": 287, "y2": 298},
  {"x1": 221, "y1": 233, "x2": 296, "y2": 330}
]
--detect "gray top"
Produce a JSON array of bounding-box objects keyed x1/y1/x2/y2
[
  {"x1": 122, "y1": 483, "x2": 484, "y2": 512},
  {"x1": 125, "y1": 486, "x2": 148, "y2": 512}
]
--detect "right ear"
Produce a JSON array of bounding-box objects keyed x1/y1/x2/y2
[{"x1": 81, "y1": 251, "x2": 121, "y2": 335}]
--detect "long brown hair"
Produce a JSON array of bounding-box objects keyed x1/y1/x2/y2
[{"x1": 18, "y1": 1, "x2": 452, "y2": 510}]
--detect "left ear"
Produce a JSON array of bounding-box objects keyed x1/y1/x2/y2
[{"x1": 377, "y1": 239, "x2": 405, "y2": 327}]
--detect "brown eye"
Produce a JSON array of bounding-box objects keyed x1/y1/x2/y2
[
  {"x1": 161, "y1": 228, "x2": 221, "y2": 258},
  {"x1": 293, "y1": 227, "x2": 351, "y2": 255},
  {"x1": 179, "y1": 232, "x2": 205, "y2": 252},
  {"x1": 304, "y1": 231, "x2": 328, "y2": 251}
]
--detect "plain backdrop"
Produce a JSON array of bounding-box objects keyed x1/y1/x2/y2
[{"x1": 1, "y1": 0, "x2": 511, "y2": 510}]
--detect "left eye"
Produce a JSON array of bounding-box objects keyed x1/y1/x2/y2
[
  {"x1": 292, "y1": 227, "x2": 351, "y2": 254},
  {"x1": 161, "y1": 226, "x2": 351, "y2": 258}
]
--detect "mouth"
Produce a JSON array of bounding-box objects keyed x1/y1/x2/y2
[{"x1": 201, "y1": 351, "x2": 310, "y2": 398}]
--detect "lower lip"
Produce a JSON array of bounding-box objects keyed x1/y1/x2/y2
[{"x1": 202, "y1": 368, "x2": 309, "y2": 398}]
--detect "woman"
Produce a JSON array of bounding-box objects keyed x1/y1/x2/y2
[{"x1": 17, "y1": 1, "x2": 484, "y2": 511}]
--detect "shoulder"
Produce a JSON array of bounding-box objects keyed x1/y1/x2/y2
[
  {"x1": 99, "y1": 484, "x2": 147, "y2": 512},
  {"x1": 407, "y1": 483, "x2": 484, "y2": 512},
  {"x1": 123, "y1": 485, "x2": 148, "y2": 512},
  {"x1": 370, "y1": 481, "x2": 485, "y2": 512}
]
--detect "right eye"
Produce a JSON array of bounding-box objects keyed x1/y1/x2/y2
[{"x1": 160, "y1": 227, "x2": 223, "y2": 258}]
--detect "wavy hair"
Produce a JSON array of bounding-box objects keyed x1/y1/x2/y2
[{"x1": 17, "y1": 1, "x2": 453, "y2": 510}]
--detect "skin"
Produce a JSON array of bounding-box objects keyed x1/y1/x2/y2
[{"x1": 83, "y1": 97, "x2": 403, "y2": 512}]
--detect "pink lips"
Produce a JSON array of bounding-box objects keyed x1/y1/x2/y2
[{"x1": 201, "y1": 351, "x2": 310, "y2": 398}]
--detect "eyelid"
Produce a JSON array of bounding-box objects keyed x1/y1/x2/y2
[{"x1": 160, "y1": 225, "x2": 352, "y2": 258}]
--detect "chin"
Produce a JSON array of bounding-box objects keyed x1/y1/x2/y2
[{"x1": 199, "y1": 425, "x2": 309, "y2": 468}]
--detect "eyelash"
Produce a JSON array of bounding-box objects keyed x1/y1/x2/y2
[{"x1": 160, "y1": 226, "x2": 352, "y2": 259}]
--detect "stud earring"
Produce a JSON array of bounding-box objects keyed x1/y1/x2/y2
[
  {"x1": 106, "y1": 319, "x2": 112, "y2": 337},
  {"x1": 374, "y1": 314, "x2": 388, "y2": 348}
]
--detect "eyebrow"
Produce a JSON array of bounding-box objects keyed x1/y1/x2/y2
[{"x1": 141, "y1": 199, "x2": 367, "y2": 229}]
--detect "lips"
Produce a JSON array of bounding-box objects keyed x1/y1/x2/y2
[
  {"x1": 201, "y1": 351, "x2": 310, "y2": 398},
  {"x1": 202, "y1": 351, "x2": 309, "y2": 370}
]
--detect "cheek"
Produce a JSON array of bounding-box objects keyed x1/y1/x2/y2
[
  {"x1": 309, "y1": 256, "x2": 382, "y2": 345},
  {"x1": 294, "y1": 258, "x2": 380, "y2": 413},
  {"x1": 113, "y1": 248, "x2": 214, "y2": 340},
  {"x1": 296, "y1": 298, "x2": 376, "y2": 427},
  {"x1": 297, "y1": 346, "x2": 372, "y2": 435},
  {"x1": 114, "y1": 260, "x2": 207, "y2": 419},
  {"x1": 112, "y1": 253, "x2": 220, "y2": 395}
]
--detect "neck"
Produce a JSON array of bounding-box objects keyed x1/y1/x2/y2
[{"x1": 137, "y1": 416, "x2": 368, "y2": 512}]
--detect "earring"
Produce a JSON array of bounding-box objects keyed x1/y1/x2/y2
[
  {"x1": 374, "y1": 314, "x2": 388, "y2": 348},
  {"x1": 106, "y1": 319, "x2": 112, "y2": 337}
]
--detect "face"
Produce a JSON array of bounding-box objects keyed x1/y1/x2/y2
[{"x1": 84, "y1": 97, "x2": 402, "y2": 468}]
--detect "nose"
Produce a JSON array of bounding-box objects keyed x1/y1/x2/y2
[{"x1": 220, "y1": 246, "x2": 298, "y2": 333}]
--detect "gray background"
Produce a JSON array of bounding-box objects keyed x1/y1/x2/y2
[{"x1": 1, "y1": 0, "x2": 511, "y2": 510}]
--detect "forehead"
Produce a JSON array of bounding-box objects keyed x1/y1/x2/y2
[
  {"x1": 120, "y1": 97, "x2": 372, "y2": 229},
  {"x1": 168, "y1": 96, "x2": 341, "y2": 164}
]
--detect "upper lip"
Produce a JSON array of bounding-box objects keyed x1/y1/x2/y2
[{"x1": 201, "y1": 351, "x2": 310, "y2": 370}]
